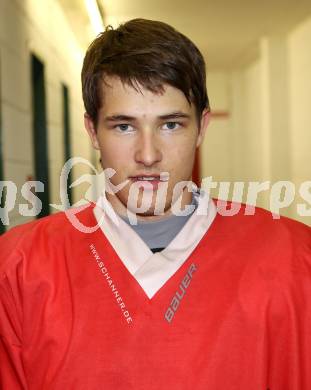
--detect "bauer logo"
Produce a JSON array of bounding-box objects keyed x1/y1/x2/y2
[{"x1": 164, "y1": 263, "x2": 197, "y2": 323}]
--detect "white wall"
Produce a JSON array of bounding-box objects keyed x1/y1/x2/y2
[
  {"x1": 0, "y1": 0, "x2": 94, "y2": 229},
  {"x1": 230, "y1": 60, "x2": 264, "y2": 182},
  {"x1": 200, "y1": 17, "x2": 311, "y2": 226},
  {"x1": 200, "y1": 72, "x2": 232, "y2": 182},
  {"x1": 288, "y1": 16, "x2": 311, "y2": 226},
  {"x1": 201, "y1": 66, "x2": 268, "y2": 208},
  {"x1": 0, "y1": 1, "x2": 310, "y2": 228}
]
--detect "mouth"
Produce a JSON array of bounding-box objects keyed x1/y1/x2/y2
[{"x1": 129, "y1": 174, "x2": 169, "y2": 190}]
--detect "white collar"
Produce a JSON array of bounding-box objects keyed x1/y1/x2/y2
[{"x1": 93, "y1": 191, "x2": 217, "y2": 299}]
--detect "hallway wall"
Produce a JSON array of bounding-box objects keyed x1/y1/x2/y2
[
  {"x1": 201, "y1": 15, "x2": 311, "y2": 226},
  {"x1": 0, "y1": 1, "x2": 310, "y2": 228},
  {"x1": 0, "y1": 0, "x2": 94, "y2": 228}
]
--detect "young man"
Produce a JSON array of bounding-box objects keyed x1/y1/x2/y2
[{"x1": 1, "y1": 18, "x2": 311, "y2": 390}]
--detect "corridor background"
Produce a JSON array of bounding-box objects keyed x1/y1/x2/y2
[{"x1": 0, "y1": 0, "x2": 310, "y2": 229}]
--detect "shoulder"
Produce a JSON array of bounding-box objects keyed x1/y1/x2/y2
[
  {"x1": 213, "y1": 199, "x2": 311, "y2": 247},
  {"x1": 0, "y1": 203, "x2": 96, "y2": 274},
  {"x1": 213, "y1": 202, "x2": 311, "y2": 318},
  {"x1": 212, "y1": 199, "x2": 311, "y2": 286}
]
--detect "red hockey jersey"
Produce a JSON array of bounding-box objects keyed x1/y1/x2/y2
[{"x1": 0, "y1": 196, "x2": 311, "y2": 389}]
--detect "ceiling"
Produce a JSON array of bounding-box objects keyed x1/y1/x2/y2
[{"x1": 59, "y1": 0, "x2": 311, "y2": 70}]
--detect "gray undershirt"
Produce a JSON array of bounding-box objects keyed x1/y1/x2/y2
[{"x1": 120, "y1": 194, "x2": 198, "y2": 252}]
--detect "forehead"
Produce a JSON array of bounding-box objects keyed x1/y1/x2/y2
[{"x1": 99, "y1": 76, "x2": 194, "y2": 117}]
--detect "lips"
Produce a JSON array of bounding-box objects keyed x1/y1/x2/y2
[
  {"x1": 131, "y1": 176, "x2": 160, "y2": 181},
  {"x1": 129, "y1": 174, "x2": 168, "y2": 190},
  {"x1": 129, "y1": 173, "x2": 169, "y2": 181}
]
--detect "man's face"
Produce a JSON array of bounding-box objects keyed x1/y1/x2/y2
[{"x1": 85, "y1": 76, "x2": 209, "y2": 220}]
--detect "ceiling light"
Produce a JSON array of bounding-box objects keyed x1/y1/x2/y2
[{"x1": 85, "y1": 0, "x2": 104, "y2": 35}]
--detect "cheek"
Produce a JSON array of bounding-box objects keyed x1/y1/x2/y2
[
  {"x1": 166, "y1": 138, "x2": 196, "y2": 168},
  {"x1": 166, "y1": 130, "x2": 197, "y2": 151},
  {"x1": 98, "y1": 137, "x2": 133, "y2": 168},
  {"x1": 164, "y1": 151, "x2": 196, "y2": 187}
]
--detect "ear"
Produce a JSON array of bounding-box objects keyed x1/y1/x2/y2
[
  {"x1": 196, "y1": 108, "x2": 210, "y2": 148},
  {"x1": 84, "y1": 113, "x2": 100, "y2": 150}
]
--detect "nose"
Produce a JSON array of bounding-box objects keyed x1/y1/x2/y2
[{"x1": 134, "y1": 131, "x2": 162, "y2": 167}]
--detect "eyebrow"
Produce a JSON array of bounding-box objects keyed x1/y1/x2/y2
[
  {"x1": 159, "y1": 111, "x2": 191, "y2": 120},
  {"x1": 104, "y1": 111, "x2": 191, "y2": 123},
  {"x1": 104, "y1": 114, "x2": 136, "y2": 122}
]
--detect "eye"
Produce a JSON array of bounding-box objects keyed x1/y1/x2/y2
[
  {"x1": 114, "y1": 124, "x2": 134, "y2": 132},
  {"x1": 162, "y1": 122, "x2": 182, "y2": 131}
]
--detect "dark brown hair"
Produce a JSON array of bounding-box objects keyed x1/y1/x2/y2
[{"x1": 81, "y1": 18, "x2": 210, "y2": 126}]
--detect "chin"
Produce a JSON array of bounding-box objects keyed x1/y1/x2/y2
[
  {"x1": 113, "y1": 189, "x2": 174, "y2": 217},
  {"x1": 126, "y1": 200, "x2": 171, "y2": 217},
  {"x1": 136, "y1": 209, "x2": 157, "y2": 217}
]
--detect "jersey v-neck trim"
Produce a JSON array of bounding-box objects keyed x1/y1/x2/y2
[{"x1": 93, "y1": 191, "x2": 217, "y2": 298}]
